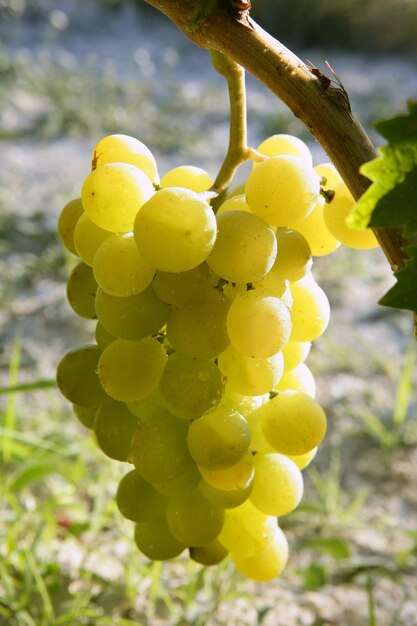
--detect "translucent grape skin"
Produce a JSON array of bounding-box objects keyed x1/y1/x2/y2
[
  {"x1": 82, "y1": 162, "x2": 154, "y2": 233},
  {"x1": 290, "y1": 275, "x2": 330, "y2": 342},
  {"x1": 206, "y1": 210, "x2": 277, "y2": 284},
  {"x1": 66, "y1": 262, "x2": 98, "y2": 319},
  {"x1": 218, "y1": 344, "x2": 284, "y2": 396},
  {"x1": 256, "y1": 134, "x2": 313, "y2": 166},
  {"x1": 134, "y1": 187, "x2": 217, "y2": 273},
  {"x1": 56, "y1": 344, "x2": 107, "y2": 408},
  {"x1": 273, "y1": 228, "x2": 313, "y2": 282},
  {"x1": 219, "y1": 499, "x2": 277, "y2": 557},
  {"x1": 92, "y1": 134, "x2": 158, "y2": 182},
  {"x1": 57, "y1": 197, "x2": 84, "y2": 255},
  {"x1": 250, "y1": 452, "x2": 304, "y2": 516},
  {"x1": 160, "y1": 165, "x2": 213, "y2": 192},
  {"x1": 232, "y1": 525, "x2": 289, "y2": 582},
  {"x1": 73, "y1": 213, "x2": 111, "y2": 267}
]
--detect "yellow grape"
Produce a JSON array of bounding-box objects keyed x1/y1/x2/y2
[
  {"x1": 198, "y1": 451, "x2": 254, "y2": 491},
  {"x1": 227, "y1": 288, "x2": 292, "y2": 358},
  {"x1": 190, "y1": 540, "x2": 229, "y2": 566},
  {"x1": 256, "y1": 133, "x2": 313, "y2": 165},
  {"x1": 216, "y1": 193, "x2": 251, "y2": 215},
  {"x1": 57, "y1": 197, "x2": 84, "y2": 255},
  {"x1": 295, "y1": 196, "x2": 341, "y2": 256},
  {"x1": 282, "y1": 340, "x2": 311, "y2": 370},
  {"x1": 73, "y1": 213, "x2": 111, "y2": 266},
  {"x1": 323, "y1": 183, "x2": 379, "y2": 249},
  {"x1": 286, "y1": 447, "x2": 318, "y2": 470},
  {"x1": 206, "y1": 210, "x2": 277, "y2": 283},
  {"x1": 152, "y1": 263, "x2": 218, "y2": 308},
  {"x1": 92, "y1": 133, "x2": 158, "y2": 182},
  {"x1": 93, "y1": 232, "x2": 155, "y2": 297},
  {"x1": 166, "y1": 486, "x2": 225, "y2": 547},
  {"x1": 232, "y1": 526, "x2": 289, "y2": 582},
  {"x1": 134, "y1": 517, "x2": 185, "y2": 560},
  {"x1": 200, "y1": 476, "x2": 253, "y2": 509},
  {"x1": 276, "y1": 362, "x2": 316, "y2": 397},
  {"x1": 66, "y1": 262, "x2": 97, "y2": 319},
  {"x1": 82, "y1": 162, "x2": 154, "y2": 232},
  {"x1": 260, "y1": 390, "x2": 327, "y2": 455},
  {"x1": 273, "y1": 228, "x2": 313, "y2": 282},
  {"x1": 219, "y1": 500, "x2": 277, "y2": 557},
  {"x1": 314, "y1": 161, "x2": 343, "y2": 189},
  {"x1": 250, "y1": 452, "x2": 304, "y2": 516},
  {"x1": 245, "y1": 155, "x2": 320, "y2": 227},
  {"x1": 160, "y1": 165, "x2": 213, "y2": 192},
  {"x1": 218, "y1": 344, "x2": 284, "y2": 396},
  {"x1": 290, "y1": 275, "x2": 330, "y2": 342},
  {"x1": 56, "y1": 344, "x2": 107, "y2": 407}
]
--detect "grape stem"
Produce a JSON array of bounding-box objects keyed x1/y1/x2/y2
[{"x1": 143, "y1": 0, "x2": 407, "y2": 276}]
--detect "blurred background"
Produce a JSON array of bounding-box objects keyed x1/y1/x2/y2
[{"x1": 0, "y1": 1, "x2": 416, "y2": 626}]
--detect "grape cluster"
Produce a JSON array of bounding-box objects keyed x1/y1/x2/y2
[{"x1": 57, "y1": 133, "x2": 378, "y2": 582}]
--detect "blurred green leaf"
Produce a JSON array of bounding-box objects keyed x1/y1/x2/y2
[
  {"x1": 301, "y1": 537, "x2": 351, "y2": 560},
  {"x1": 303, "y1": 563, "x2": 329, "y2": 590}
]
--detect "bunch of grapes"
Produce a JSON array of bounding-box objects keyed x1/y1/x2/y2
[{"x1": 57, "y1": 133, "x2": 378, "y2": 582}]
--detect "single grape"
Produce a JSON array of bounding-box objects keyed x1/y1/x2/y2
[
  {"x1": 93, "y1": 232, "x2": 155, "y2": 297},
  {"x1": 166, "y1": 288, "x2": 230, "y2": 359},
  {"x1": 95, "y1": 285, "x2": 169, "y2": 340},
  {"x1": 72, "y1": 404, "x2": 97, "y2": 429},
  {"x1": 93, "y1": 399, "x2": 138, "y2": 461},
  {"x1": 187, "y1": 406, "x2": 250, "y2": 470},
  {"x1": 290, "y1": 275, "x2": 330, "y2": 342},
  {"x1": 198, "y1": 450, "x2": 254, "y2": 491},
  {"x1": 66, "y1": 262, "x2": 98, "y2": 319},
  {"x1": 56, "y1": 344, "x2": 107, "y2": 407},
  {"x1": 152, "y1": 263, "x2": 218, "y2": 308},
  {"x1": 57, "y1": 198, "x2": 84, "y2": 255},
  {"x1": 273, "y1": 228, "x2": 313, "y2": 282},
  {"x1": 189, "y1": 540, "x2": 229, "y2": 566},
  {"x1": 206, "y1": 210, "x2": 277, "y2": 284},
  {"x1": 200, "y1": 476, "x2": 253, "y2": 509},
  {"x1": 276, "y1": 362, "x2": 316, "y2": 397},
  {"x1": 245, "y1": 155, "x2": 320, "y2": 227},
  {"x1": 134, "y1": 187, "x2": 217, "y2": 273},
  {"x1": 314, "y1": 161, "x2": 343, "y2": 189},
  {"x1": 159, "y1": 353, "x2": 224, "y2": 420},
  {"x1": 116, "y1": 469, "x2": 167, "y2": 522},
  {"x1": 286, "y1": 447, "x2": 318, "y2": 470},
  {"x1": 92, "y1": 134, "x2": 158, "y2": 182},
  {"x1": 232, "y1": 526, "x2": 289, "y2": 582},
  {"x1": 160, "y1": 165, "x2": 213, "y2": 192},
  {"x1": 281, "y1": 340, "x2": 311, "y2": 370},
  {"x1": 250, "y1": 452, "x2": 304, "y2": 516},
  {"x1": 323, "y1": 183, "x2": 379, "y2": 249},
  {"x1": 216, "y1": 193, "x2": 251, "y2": 215},
  {"x1": 98, "y1": 337, "x2": 167, "y2": 402},
  {"x1": 295, "y1": 196, "x2": 341, "y2": 256},
  {"x1": 256, "y1": 134, "x2": 313, "y2": 165},
  {"x1": 219, "y1": 500, "x2": 277, "y2": 557},
  {"x1": 166, "y1": 486, "x2": 225, "y2": 547},
  {"x1": 227, "y1": 289, "x2": 292, "y2": 358},
  {"x1": 134, "y1": 517, "x2": 185, "y2": 560},
  {"x1": 82, "y1": 162, "x2": 154, "y2": 232},
  {"x1": 73, "y1": 213, "x2": 111, "y2": 267},
  {"x1": 218, "y1": 344, "x2": 284, "y2": 396},
  {"x1": 259, "y1": 389, "x2": 327, "y2": 455}
]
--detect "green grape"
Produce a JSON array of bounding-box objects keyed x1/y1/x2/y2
[
  {"x1": 98, "y1": 337, "x2": 167, "y2": 402},
  {"x1": 295, "y1": 196, "x2": 340, "y2": 257},
  {"x1": 323, "y1": 182, "x2": 379, "y2": 249},
  {"x1": 250, "y1": 452, "x2": 304, "y2": 516},
  {"x1": 92, "y1": 133, "x2": 158, "y2": 182},
  {"x1": 187, "y1": 406, "x2": 250, "y2": 470},
  {"x1": 134, "y1": 187, "x2": 217, "y2": 273},
  {"x1": 282, "y1": 340, "x2": 311, "y2": 371},
  {"x1": 160, "y1": 165, "x2": 213, "y2": 192},
  {"x1": 189, "y1": 540, "x2": 229, "y2": 566},
  {"x1": 256, "y1": 134, "x2": 313, "y2": 165},
  {"x1": 57, "y1": 198, "x2": 84, "y2": 255},
  {"x1": 200, "y1": 475, "x2": 253, "y2": 509},
  {"x1": 245, "y1": 155, "x2": 320, "y2": 227},
  {"x1": 82, "y1": 162, "x2": 154, "y2": 233},
  {"x1": 73, "y1": 213, "x2": 111, "y2": 267},
  {"x1": 166, "y1": 486, "x2": 225, "y2": 547},
  {"x1": 134, "y1": 517, "x2": 185, "y2": 560},
  {"x1": 219, "y1": 499, "x2": 277, "y2": 557},
  {"x1": 286, "y1": 447, "x2": 317, "y2": 470},
  {"x1": 116, "y1": 469, "x2": 167, "y2": 522},
  {"x1": 93, "y1": 232, "x2": 155, "y2": 297},
  {"x1": 153, "y1": 462, "x2": 201, "y2": 498},
  {"x1": 93, "y1": 399, "x2": 138, "y2": 461},
  {"x1": 206, "y1": 210, "x2": 277, "y2": 284},
  {"x1": 57, "y1": 344, "x2": 107, "y2": 407},
  {"x1": 166, "y1": 288, "x2": 230, "y2": 359},
  {"x1": 216, "y1": 193, "x2": 251, "y2": 215},
  {"x1": 73, "y1": 404, "x2": 97, "y2": 429},
  {"x1": 218, "y1": 344, "x2": 284, "y2": 396},
  {"x1": 66, "y1": 262, "x2": 98, "y2": 319},
  {"x1": 130, "y1": 409, "x2": 194, "y2": 485},
  {"x1": 152, "y1": 263, "x2": 218, "y2": 308},
  {"x1": 232, "y1": 526, "x2": 289, "y2": 582},
  {"x1": 95, "y1": 322, "x2": 116, "y2": 350},
  {"x1": 159, "y1": 353, "x2": 223, "y2": 420},
  {"x1": 276, "y1": 362, "x2": 316, "y2": 397},
  {"x1": 198, "y1": 450, "x2": 254, "y2": 490},
  {"x1": 314, "y1": 161, "x2": 343, "y2": 189},
  {"x1": 220, "y1": 384, "x2": 266, "y2": 418},
  {"x1": 125, "y1": 389, "x2": 164, "y2": 421},
  {"x1": 95, "y1": 285, "x2": 169, "y2": 340},
  {"x1": 272, "y1": 228, "x2": 312, "y2": 282},
  {"x1": 227, "y1": 289, "x2": 291, "y2": 358},
  {"x1": 290, "y1": 274, "x2": 330, "y2": 342},
  {"x1": 259, "y1": 390, "x2": 327, "y2": 455}
]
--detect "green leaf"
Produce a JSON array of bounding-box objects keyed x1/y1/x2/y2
[
  {"x1": 379, "y1": 244, "x2": 417, "y2": 311},
  {"x1": 303, "y1": 563, "x2": 328, "y2": 590},
  {"x1": 349, "y1": 100, "x2": 417, "y2": 236}
]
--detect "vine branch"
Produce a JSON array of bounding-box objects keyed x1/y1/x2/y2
[{"x1": 143, "y1": 0, "x2": 407, "y2": 275}]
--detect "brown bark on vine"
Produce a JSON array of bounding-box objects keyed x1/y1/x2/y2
[{"x1": 144, "y1": 0, "x2": 407, "y2": 274}]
